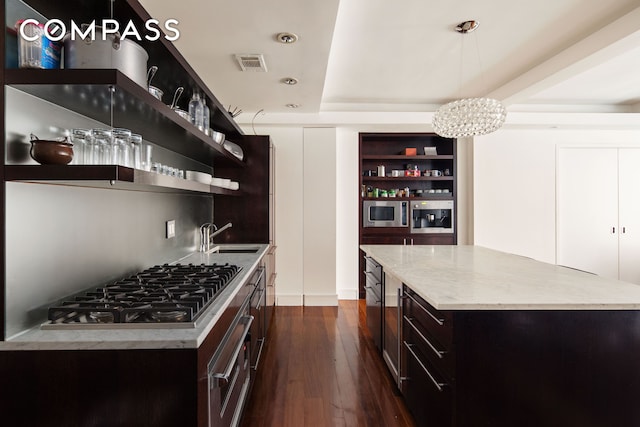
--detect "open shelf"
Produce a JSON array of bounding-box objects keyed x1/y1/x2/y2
[
  {"x1": 361, "y1": 195, "x2": 454, "y2": 201},
  {"x1": 361, "y1": 155, "x2": 454, "y2": 160},
  {"x1": 5, "y1": 69, "x2": 244, "y2": 168},
  {"x1": 362, "y1": 176, "x2": 454, "y2": 181},
  {"x1": 11, "y1": 0, "x2": 244, "y2": 138},
  {"x1": 4, "y1": 165, "x2": 243, "y2": 195}
]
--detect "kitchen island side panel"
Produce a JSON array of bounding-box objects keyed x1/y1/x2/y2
[{"x1": 455, "y1": 310, "x2": 640, "y2": 427}]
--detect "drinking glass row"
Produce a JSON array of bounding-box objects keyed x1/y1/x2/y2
[{"x1": 70, "y1": 128, "x2": 152, "y2": 171}]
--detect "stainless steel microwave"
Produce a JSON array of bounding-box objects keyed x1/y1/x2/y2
[{"x1": 363, "y1": 200, "x2": 408, "y2": 228}]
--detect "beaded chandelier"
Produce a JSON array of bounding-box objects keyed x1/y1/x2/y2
[{"x1": 432, "y1": 21, "x2": 507, "y2": 139}]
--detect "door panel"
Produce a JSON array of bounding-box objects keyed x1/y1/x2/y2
[
  {"x1": 557, "y1": 148, "x2": 618, "y2": 279},
  {"x1": 618, "y1": 149, "x2": 640, "y2": 284}
]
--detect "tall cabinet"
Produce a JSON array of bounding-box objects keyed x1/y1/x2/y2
[
  {"x1": 358, "y1": 132, "x2": 457, "y2": 296},
  {"x1": 558, "y1": 147, "x2": 640, "y2": 284}
]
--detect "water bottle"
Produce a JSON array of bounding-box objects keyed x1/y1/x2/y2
[
  {"x1": 202, "y1": 96, "x2": 210, "y2": 131},
  {"x1": 188, "y1": 92, "x2": 204, "y2": 129}
]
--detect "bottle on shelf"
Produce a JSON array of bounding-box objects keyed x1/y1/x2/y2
[
  {"x1": 202, "y1": 95, "x2": 210, "y2": 131},
  {"x1": 188, "y1": 91, "x2": 204, "y2": 129}
]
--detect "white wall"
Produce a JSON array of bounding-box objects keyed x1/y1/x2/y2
[
  {"x1": 303, "y1": 128, "x2": 338, "y2": 306},
  {"x1": 246, "y1": 125, "x2": 339, "y2": 305},
  {"x1": 474, "y1": 128, "x2": 640, "y2": 264},
  {"x1": 336, "y1": 128, "x2": 360, "y2": 299},
  {"x1": 256, "y1": 127, "x2": 305, "y2": 305}
]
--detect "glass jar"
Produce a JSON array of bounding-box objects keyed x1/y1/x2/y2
[
  {"x1": 111, "y1": 128, "x2": 132, "y2": 167},
  {"x1": 70, "y1": 128, "x2": 91, "y2": 165},
  {"x1": 91, "y1": 129, "x2": 112, "y2": 165}
]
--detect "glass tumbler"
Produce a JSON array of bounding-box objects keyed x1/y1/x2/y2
[
  {"x1": 130, "y1": 133, "x2": 143, "y2": 169},
  {"x1": 111, "y1": 128, "x2": 132, "y2": 167},
  {"x1": 91, "y1": 129, "x2": 113, "y2": 165},
  {"x1": 141, "y1": 144, "x2": 153, "y2": 172},
  {"x1": 70, "y1": 128, "x2": 91, "y2": 165}
]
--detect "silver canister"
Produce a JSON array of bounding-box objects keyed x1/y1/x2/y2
[{"x1": 63, "y1": 26, "x2": 148, "y2": 88}]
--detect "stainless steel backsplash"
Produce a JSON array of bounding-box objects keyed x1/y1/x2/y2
[{"x1": 4, "y1": 90, "x2": 215, "y2": 338}]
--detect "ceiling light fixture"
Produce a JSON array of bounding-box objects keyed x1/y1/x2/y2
[
  {"x1": 286, "y1": 103, "x2": 300, "y2": 108},
  {"x1": 276, "y1": 32, "x2": 298, "y2": 44},
  {"x1": 282, "y1": 77, "x2": 298, "y2": 85},
  {"x1": 432, "y1": 20, "x2": 506, "y2": 139}
]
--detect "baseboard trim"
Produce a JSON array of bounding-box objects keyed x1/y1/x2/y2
[
  {"x1": 337, "y1": 289, "x2": 359, "y2": 300},
  {"x1": 276, "y1": 295, "x2": 304, "y2": 306},
  {"x1": 303, "y1": 294, "x2": 338, "y2": 306}
]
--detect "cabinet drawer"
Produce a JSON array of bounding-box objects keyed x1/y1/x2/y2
[
  {"x1": 403, "y1": 286, "x2": 453, "y2": 352},
  {"x1": 403, "y1": 314, "x2": 455, "y2": 379},
  {"x1": 364, "y1": 256, "x2": 383, "y2": 283},
  {"x1": 402, "y1": 339, "x2": 453, "y2": 427},
  {"x1": 365, "y1": 273, "x2": 382, "y2": 298}
]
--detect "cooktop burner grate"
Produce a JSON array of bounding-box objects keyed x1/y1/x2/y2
[{"x1": 46, "y1": 263, "x2": 241, "y2": 326}]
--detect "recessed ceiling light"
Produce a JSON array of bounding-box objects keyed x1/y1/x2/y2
[
  {"x1": 276, "y1": 32, "x2": 299, "y2": 44},
  {"x1": 286, "y1": 103, "x2": 300, "y2": 108},
  {"x1": 282, "y1": 77, "x2": 298, "y2": 85}
]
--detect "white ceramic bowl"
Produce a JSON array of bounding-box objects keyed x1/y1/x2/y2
[{"x1": 185, "y1": 170, "x2": 212, "y2": 184}]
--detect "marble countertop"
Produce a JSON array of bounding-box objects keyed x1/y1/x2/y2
[
  {"x1": 360, "y1": 245, "x2": 640, "y2": 310},
  {"x1": 0, "y1": 244, "x2": 269, "y2": 351}
]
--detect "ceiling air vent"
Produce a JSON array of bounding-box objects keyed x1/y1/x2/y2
[{"x1": 235, "y1": 54, "x2": 268, "y2": 72}]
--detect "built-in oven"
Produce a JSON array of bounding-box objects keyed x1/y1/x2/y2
[
  {"x1": 410, "y1": 200, "x2": 454, "y2": 234},
  {"x1": 208, "y1": 299, "x2": 254, "y2": 427},
  {"x1": 363, "y1": 200, "x2": 408, "y2": 228}
]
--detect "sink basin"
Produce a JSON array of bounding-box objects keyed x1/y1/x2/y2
[
  {"x1": 208, "y1": 245, "x2": 262, "y2": 254},
  {"x1": 216, "y1": 248, "x2": 260, "y2": 254}
]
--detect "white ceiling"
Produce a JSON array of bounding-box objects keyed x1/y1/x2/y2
[{"x1": 141, "y1": 0, "x2": 640, "y2": 126}]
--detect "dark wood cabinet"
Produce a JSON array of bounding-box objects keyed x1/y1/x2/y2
[
  {"x1": 358, "y1": 133, "x2": 457, "y2": 297},
  {"x1": 401, "y1": 286, "x2": 455, "y2": 427},
  {"x1": 400, "y1": 284, "x2": 640, "y2": 427}
]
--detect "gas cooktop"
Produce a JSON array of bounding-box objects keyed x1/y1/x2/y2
[{"x1": 42, "y1": 263, "x2": 241, "y2": 329}]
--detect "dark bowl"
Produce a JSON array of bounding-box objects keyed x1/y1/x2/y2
[{"x1": 30, "y1": 139, "x2": 74, "y2": 165}]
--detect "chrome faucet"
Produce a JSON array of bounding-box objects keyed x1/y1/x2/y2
[
  {"x1": 200, "y1": 223, "x2": 217, "y2": 252},
  {"x1": 199, "y1": 222, "x2": 233, "y2": 252}
]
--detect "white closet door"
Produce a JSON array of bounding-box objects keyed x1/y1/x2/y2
[
  {"x1": 557, "y1": 148, "x2": 619, "y2": 279},
  {"x1": 618, "y1": 148, "x2": 640, "y2": 284}
]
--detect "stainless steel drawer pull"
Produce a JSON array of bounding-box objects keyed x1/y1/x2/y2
[
  {"x1": 365, "y1": 286, "x2": 382, "y2": 304},
  {"x1": 254, "y1": 289, "x2": 266, "y2": 311},
  {"x1": 363, "y1": 271, "x2": 381, "y2": 282},
  {"x1": 251, "y1": 337, "x2": 265, "y2": 371},
  {"x1": 404, "y1": 315, "x2": 446, "y2": 359},
  {"x1": 405, "y1": 292, "x2": 444, "y2": 326},
  {"x1": 213, "y1": 315, "x2": 254, "y2": 386},
  {"x1": 363, "y1": 273, "x2": 382, "y2": 287},
  {"x1": 404, "y1": 341, "x2": 447, "y2": 392}
]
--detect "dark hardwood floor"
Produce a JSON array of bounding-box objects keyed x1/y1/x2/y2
[{"x1": 240, "y1": 300, "x2": 416, "y2": 427}]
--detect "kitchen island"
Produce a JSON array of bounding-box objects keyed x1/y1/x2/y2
[{"x1": 361, "y1": 245, "x2": 640, "y2": 427}]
